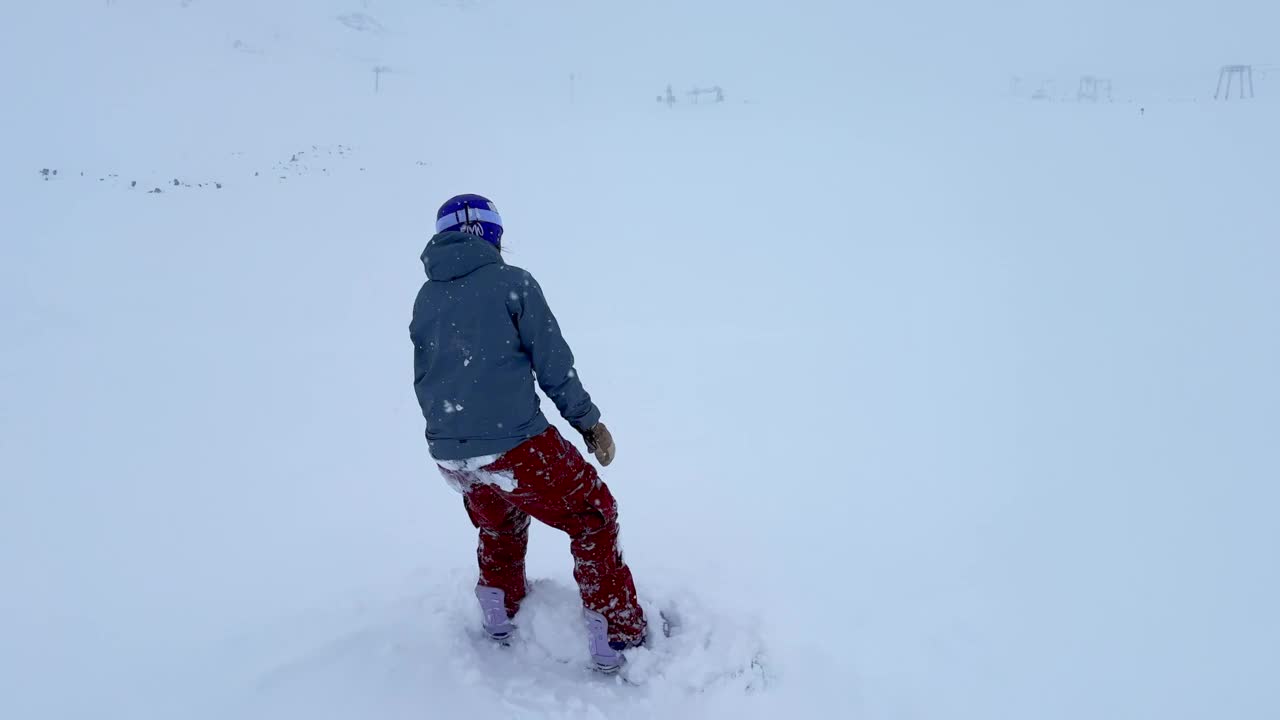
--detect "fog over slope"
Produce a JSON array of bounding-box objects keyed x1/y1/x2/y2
[{"x1": 2, "y1": 2, "x2": 1278, "y2": 719}]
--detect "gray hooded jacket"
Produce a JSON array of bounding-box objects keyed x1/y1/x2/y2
[{"x1": 410, "y1": 231, "x2": 601, "y2": 460}]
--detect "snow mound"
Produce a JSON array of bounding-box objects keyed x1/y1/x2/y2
[
  {"x1": 493, "y1": 579, "x2": 768, "y2": 693},
  {"x1": 223, "y1": 573, "x2": 768, "y2": 720},
  {"x1": 335, "y1": 13, "x2": 386, "y2": 34}
]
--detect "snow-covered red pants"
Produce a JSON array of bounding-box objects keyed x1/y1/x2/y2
[{"x1": 438, "y1": 426, "x2": 646, "y2": 644}]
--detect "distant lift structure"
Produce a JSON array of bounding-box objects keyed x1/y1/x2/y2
[
  {"x1": 657, "y1": 84, "x2": 725, "y2": 107},
  {"x1": 1215, "y1": 65, "x2": 1255, "y2": 100},
  {"x1": 1078, "y1": 76, "x2": 1113, "y2": 102},
  {"x1": 687, "y1": 86, "x2": 725, "y2": 104}
]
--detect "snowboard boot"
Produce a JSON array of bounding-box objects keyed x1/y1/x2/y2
[
  {"x1": 583, "y1": 609, "x2": 644, "y2": 673},
  {"x1": 475, "y1": 586, "x2": 516, "y2": 641}
]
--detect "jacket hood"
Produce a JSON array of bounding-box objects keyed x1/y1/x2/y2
[{"x1": 421, "y1": 231, "x2": 502, "y2": 281}]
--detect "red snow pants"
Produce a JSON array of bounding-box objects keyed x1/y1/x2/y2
[{"x1": 438, "y1": 426, "x2": 647, "y2": 644}]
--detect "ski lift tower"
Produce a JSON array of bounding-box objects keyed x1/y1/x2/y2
[
  {"x1": 656, "y1": 84, "x2": 676, "y2": 108},
  {"x1": 1215, "y1": 65, "x2": 1255, "y2": 100},
  {"x1": 1078, "y1": 76, "x2": 1113, "y2": 102},
  {"x1": 686, "y1": 86, "x2": 726, "y2": 104}
]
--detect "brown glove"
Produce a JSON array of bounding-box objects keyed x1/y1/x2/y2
[{"x1": 582, "y1": 422, "x2": 616, "y2": 467}]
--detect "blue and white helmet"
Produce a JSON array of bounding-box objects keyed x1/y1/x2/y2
[{"x1": 436, "y1": 194, "x2": 503, "y2": 249}]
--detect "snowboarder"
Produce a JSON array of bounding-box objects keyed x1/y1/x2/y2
[{"x1": 409, "y1": 194, "x2": 647, "y2": 673}]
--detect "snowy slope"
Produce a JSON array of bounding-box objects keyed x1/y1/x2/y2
[{"x1": 3, "y1": 2, "x2": 1280, "y2": 719}]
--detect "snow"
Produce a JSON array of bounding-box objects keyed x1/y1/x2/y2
[
  {"x1": 437, "y1": 454, "x2": 515, "y2": 493},
  {"x1": 3, "y1": 1, "x2": 1280, "y2": 719},
  {"x1": 201, "y1": 575, "x2": 766, "y2": 720}
]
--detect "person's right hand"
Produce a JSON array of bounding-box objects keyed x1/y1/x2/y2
[{"x1": 582, "y1": 423, "x2": 616, "y2": 467}]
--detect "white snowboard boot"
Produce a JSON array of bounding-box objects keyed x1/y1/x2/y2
[
  {"x1": 584, "y1": 609, "x2": 642, "y2": 673},
  {"x1": 475, "y1": 586, "x2": 516, "y2": 641}
]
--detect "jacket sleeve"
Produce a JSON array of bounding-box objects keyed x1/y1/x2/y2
[{"x1": 513, "y1": 272, "x2": 601, "y2": 432}]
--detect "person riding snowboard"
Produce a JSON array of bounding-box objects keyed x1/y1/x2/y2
[{"x1": 409, "y1": 194, "x2": 647, "y2": 672}]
